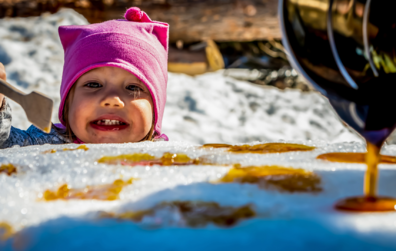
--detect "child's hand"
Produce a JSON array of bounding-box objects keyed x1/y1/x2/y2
[{"x1": 0, "y1": 63, "x2": 5, "y2": 108}]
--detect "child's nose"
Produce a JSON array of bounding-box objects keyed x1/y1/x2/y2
[{"x1": 100, "y1": 96, "x2": 125, "y2": 108}]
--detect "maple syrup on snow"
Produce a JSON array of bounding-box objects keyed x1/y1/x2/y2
[
  {"x1": 43, "y1": 178, "x2": 134, "y2": 201},
  {"x1": 0, "y1": 164, "x2": 17, "y2": 176},
  {"x1": 335, "y1": 143, "x2": 396, "y2": 211},
  {"x1": 203, "y1": 143, "x2": 316, "y2": 154},
  {"x1": 0, "y1": 222, "x2": 13, "y2": 240},
  {"x1": 218, "y1": 164, "x2": 322, "y2": 193},
  {"x1": 98, "y1": 152, "x2": 199, "y2": 166},
  {"x1": 202, "y1": 144, "x2": 232, "y2": 149},
  {"x1": 101, "y1": 201, "x2": 255, "y2": 227},
  {"x1": 43, "y1": 145, "x2": 89, "y2": 154},
  {"x1": 317, "y1": 152, "x2": 396, "y2": 164}
]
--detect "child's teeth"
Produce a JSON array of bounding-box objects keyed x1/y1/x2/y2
[{"x1": 96, "y1": 119, "x2": 123, "y2": 125}]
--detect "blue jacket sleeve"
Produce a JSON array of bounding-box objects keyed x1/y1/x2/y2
[{"x1": 0, "y1": 99, "x2": 70, "y2": 149}]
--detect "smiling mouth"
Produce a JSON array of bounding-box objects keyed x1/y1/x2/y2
[
  {"x1": 90, "y1": 119, "x2": 129, "y2": 131},
  {"x1": 94, "y1": 119, "x2": 127, "y2": 126}
]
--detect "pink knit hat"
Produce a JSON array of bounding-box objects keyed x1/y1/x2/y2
[{"x1": 58, "y1": 7, "x2": 169, "y2": 140}]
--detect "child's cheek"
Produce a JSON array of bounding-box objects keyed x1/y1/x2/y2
[
  {"x1": 69, "y1": 95, "x2": 95, "y2": 139},
  {"x1": 130, "y1": 99, "x2": 153, "y2": 131}
]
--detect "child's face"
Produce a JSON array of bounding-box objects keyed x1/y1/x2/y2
[{"x1": 68, "y1": 66, "x2": 154, "y2": 143}]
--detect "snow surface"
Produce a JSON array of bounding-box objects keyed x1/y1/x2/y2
[
  {"x1": 164, "y1": 72, "x2": 362, "y2": 144},
  {"x1": 1, "y1": 141, "x2": 396, "y2": 250},
  {"x1": 0, "y1": 8, "x2": 362, "y2": 144},
  {"x1": 1, "y1": 8, "x2": 395, "y2": 251}
]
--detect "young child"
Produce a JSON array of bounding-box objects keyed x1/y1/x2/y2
[{"x1": 0, "y1": 7, "x2": 169, "y2": 148}]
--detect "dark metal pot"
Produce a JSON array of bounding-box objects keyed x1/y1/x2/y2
[{"x1": 279, "y1": 0, "x2": 396, "y2": 146}]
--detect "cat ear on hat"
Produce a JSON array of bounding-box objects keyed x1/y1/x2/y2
[
  {"x1": 58, "y1": 26, "x2": 83, "y2": 51},
  {"x1": 124, "y1": 7, "x2": 169, "y2": 52}
]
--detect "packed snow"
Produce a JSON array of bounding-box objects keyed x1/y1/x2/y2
[
  {"x1": 1, "y1": 141, "x2": 396, "y2": 250},
  {"x1": 1, "y1": 8, "x2": 396, "y2": 251},
  {"x1": 0, "y1": 8, "x2": 361, "y2": 144}
]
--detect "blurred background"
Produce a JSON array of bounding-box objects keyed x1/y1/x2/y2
[
  {"x1": 0, "y1": 0, "x2": 371, "y2": 144},
  {"x1": 0, "y1": 0, "x2": 310, "y2": 90}
]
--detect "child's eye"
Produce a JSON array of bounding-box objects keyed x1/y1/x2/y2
[
  {"x1": 85, "y1": 82, "x2": 102, "y2": 88},
  {"x1": 126, "y1": 85, "x2": 143, "y2": 92}
]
